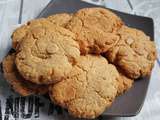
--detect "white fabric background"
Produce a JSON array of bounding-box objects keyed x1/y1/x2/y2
[{"x1": 0, "y1": 0, "x2": 160, "y2": 120}]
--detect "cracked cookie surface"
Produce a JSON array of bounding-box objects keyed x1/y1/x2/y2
[
  {"x1": 15, "y1": 24, "x2": 80, "y2": 84},
  {"x1": 105, "y1": 26, "x2": 157, "y2": 79},
  {"x1": 49, "y1": 55, "x2": 119, "y2": 119},
  {"x1": 12, "y1": 13, "x2": 72, "y2": 50},
  {"x1": 12, "y1": 18, "x2": 53, "y2": 50},
  {"x1": 67, "y1": 7, "x2": 123, "y2": 54},
  {"x1": 47, "y1": 13, "x2": 72, "y2": 27},
  {"x1": 2, "y1": 53, "x2": 48, "y2": 96}
]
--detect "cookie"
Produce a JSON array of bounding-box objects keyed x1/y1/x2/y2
[
  {"x1": 12, "y1": 13, "x2": 72, "y2": 50},
  {"x1": 47, "y1": 13, "x2": 72, "y2": 27},
  {"x1": 117, "y1": 69, "x2": 133, "y2": 95},
  {"x1": 12, "y1": 18, "x2": 53, "y2": 50},
  {"x1": 12, "y1": 25, "x2": 29, "y2": 50},
  {"x1": 2, "y1": 53, "x2": 48, "y2": 96},
  {"x1": 105, "y1": 26, "x2": 157, "y2": 79},
  {"x1": 66, "y1": 7, "x2": 123, "y2": 54},
  {"x1": 49, "y1": 55, "x2": 119, "y2": 119},
  {"x1": 15, "y1": 24, "x2": 80, "y2": 84}
]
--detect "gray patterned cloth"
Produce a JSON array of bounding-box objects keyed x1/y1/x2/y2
[{"x1": 0, "y1": 0, "x2": 160, "y2": 120}]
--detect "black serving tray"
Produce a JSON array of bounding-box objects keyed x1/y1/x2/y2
[{"x1": 38, "y1": 0, "x2": 153, "y2": 117}]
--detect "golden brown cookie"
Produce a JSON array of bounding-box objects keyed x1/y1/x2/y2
[
  {"x1": 12, "y1": 13, "x2": 72, "y2": 50},
  {"x1": 49, "y1": 55, "x2": 119, "y2": 119},
  {"x1": 47, "y1": 13, "x2": 72, "y2": 27},
  {"x1": 15, "y1": 24, "x2": 80, "y2": 84},
  {"x1": 117, "y1": 69, "x2": 133, "y2": 95},
  {"x1": 66, "y1": 7, "x2": 123, "y2": 54},
  {"x1": 105, "y1": 26, "x2": 157, "y2": 79},
  {"x1": 2, "y1": 53, "x2": 48, "y2": 96},
  {"x1": 12, "y1": 25, "x2": 29, "y2": 50},
  {"x1": 12, "y1": 18, "x2": 53, "y2": 50}
]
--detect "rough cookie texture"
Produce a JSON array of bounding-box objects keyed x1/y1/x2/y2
[
  {"x1": 117, "y1": 69, "x2": 133, "y2": 95},
  {"x1": 49, "y1": 55, "x2": 119, "y2": 119},
  {"x1": 67, "y1": 7, "x2": 123, "y2": 54},
  {"x1": 12, "y1": 13, "x2": 72, "y2": 50},
  {"x1": 12, "y1": 25, "x2": 29, "y2": 50},
  {"x1": 105, "y1": 26, "x2": 157, "y2": 79},
  {"x1": 15, "y1": 24, "x2": 80, "y2": 84},
  {"x1": 12, "y1": 18, "x2": 53, "y2": 50},
  {"x1": 47, "y1": 13, "x2": 72, "y2": 27},
  {"x1": 2, "y1": 53, "x2": 48, "y2": 96}
]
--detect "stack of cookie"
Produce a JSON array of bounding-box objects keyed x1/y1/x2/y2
[{"x1": 2, "y1": 8, "x2": 157, "y2": 119}]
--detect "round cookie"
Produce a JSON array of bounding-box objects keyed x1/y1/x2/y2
[
  {"x1": 12, "y1": 13, "x2": 72, "y2": 50},
  {"x1": 66, "y1": 7, "x2": 123, "y2": 54},
  {"x1": 2, "y1": 53, "x2": 48, "y2": 96},
  {"x1": 15, "y1": 24, "x2": 80, "y2": 84},
  {"x1": 49, "y1": 55, "x2": 119, "y2": 119},
  {"x1": 105, "y1": 26, "x2": 157, "y2": 79},
  {"x1": 47, "y1": 13, "x2": 72, "y2": 27},
  {"x1": 12, "y1": 18, "x2": 53, "y2": 50}
]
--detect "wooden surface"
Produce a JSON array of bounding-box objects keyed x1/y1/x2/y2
[{"x1": 0, "y1": 0, "x2": 160, "y2": 120}]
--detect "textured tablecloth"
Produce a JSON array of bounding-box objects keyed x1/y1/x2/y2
[{"x1": 0, "y1": 0, "x2": 160, "y2": 120}]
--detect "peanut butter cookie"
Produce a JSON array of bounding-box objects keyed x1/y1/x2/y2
[
  {"x1": 12, "y1": 18, "x2": 53, "y2": 50},
  {"x1": 49, "y1": 55, "x2": 119, "y2": 119},
  {"x1": 12, "y1": 13, "x2": 72, "y2": 50},
  {"x1": 105, "y1": 26, "x2": 157, "y2": 79},
  {"x1": 15, "y1": 24, "x2": 80, "y2": 84},
  {"x1": 67, "y1": 7, "x2": 123, "y2": 54},
  {"x1": 2, "y1": 53, "x2": 48, "y2": 96}
]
